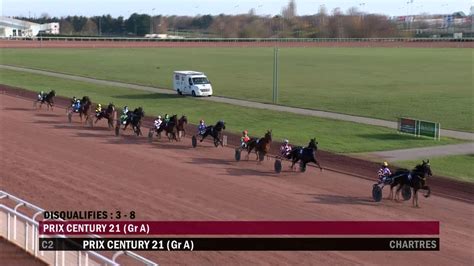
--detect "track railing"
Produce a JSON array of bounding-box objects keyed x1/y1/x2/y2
[
  {"x1": 1, "y1": 36, "x2": 473, "y2": 42},
  {"x1": 0, "y1": 190, "x2": 157, "y2": 266}
]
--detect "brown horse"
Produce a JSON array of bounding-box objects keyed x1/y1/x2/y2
[
  {"x1": 246, "y1": 130, "x2": 272, "y2": 162},
  {"x1": 67, "y1": 96, "x2": 93, "y2": 126},
  {"x1": 177, "y1": 115, "x2": 188, "y2": 140}
]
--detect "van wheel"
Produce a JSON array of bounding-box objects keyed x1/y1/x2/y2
[
  {"x1": 177, "y1": 90, "x2": 182, "y2": 95},
  {"x1": 192, "y1": 91, "x2": 196, "y2": 97}
]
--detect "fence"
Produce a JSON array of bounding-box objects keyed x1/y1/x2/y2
[
  {"x1": 0, "y1": 190, "x2": 157, "y2": 266},
  {"x1": 1, "y1": 36, "x2": 473, "y2": 42}
]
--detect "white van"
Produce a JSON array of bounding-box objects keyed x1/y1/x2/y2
[{"x1": 173, "y1": 71, "x2": 213, "y2": 97}]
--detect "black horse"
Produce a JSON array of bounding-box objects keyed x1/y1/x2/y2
[
  {"x1": 199, "y1": 120, "x2": 226, "y2": 147},
  {"x1": 34, "y1": 90, "x2": 56, "y2": 110},
  {"x1": 288, "y1": 138, "x2": 322, "y2": 172},
  {"x1": 95, "y1": 103, "x2": 116, "y2": 129},
  {"x1": 389, "y1": 160, "x2": 432, "y2": 208},
  {"x1": 123, "y1": 107, "x2": 145, "y2": 136},
  {"x1": 157, "y1": 114, "x2": 178, "y2": 141}
]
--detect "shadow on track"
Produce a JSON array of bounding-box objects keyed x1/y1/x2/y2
[
  {"x1": 3, "y1": 107, "x2": 32, "y2": 111},
  {"x1": 305, "y1": 194, "x2": 376, "y2": 206}
]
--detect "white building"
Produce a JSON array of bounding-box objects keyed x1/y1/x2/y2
[{"x1": 0, "y1": 17, "x2": 60, "y2": 38}]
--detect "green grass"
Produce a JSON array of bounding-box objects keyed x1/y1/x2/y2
[
  {"x1": 1, "y1": 47, "x2": 472, "y2": 132},
  {"x1": 395, "y1": 154, "x2": 474, "y2": 183},
  {"x1": 0, "y1": 69, "x2": 463, "y2": 154}
]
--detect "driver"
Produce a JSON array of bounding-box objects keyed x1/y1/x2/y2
[
  {"x1": 154, "y1": 115, "x2": 162, "y2": 129},
  {"x1": 120, "y1": 106, "x2": 129, "y2": 124},
  {"x1": 74, "y1": 99, "x2": 81, "y2": 112},
  {"x1": 197, "y1": 119, "x2": 207, "y2": 135},
  {"x1": 240, "y1": 130, "x2": 250, "y2": 148},
  {"x1": 378, "y1": 161, "x2": 392, "y2": 183},
  {"x1": 38, "y1": 91, "x2": 45, "y2": 101},
  {"x1": 279, "y1": 139, "x2": 292, "y2": 159},
  {"x1": 95, "y1": 104, "x2": 102, "y2": 116}
]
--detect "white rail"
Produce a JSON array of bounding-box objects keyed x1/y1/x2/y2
[{"x1": 0, "y1": 190, "x2": 158, "y2": 266}]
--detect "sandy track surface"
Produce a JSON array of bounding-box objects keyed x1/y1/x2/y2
[
  {"x1": 1, "y1": 40, "x2": 472, "y2": 49},
  {"x1": 0, "y1": 94, "x2": 472, "y2": 265}
]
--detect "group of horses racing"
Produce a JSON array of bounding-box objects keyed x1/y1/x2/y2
[{"x1": 34, "y1": 90, "x2": 433, "y2": 207}]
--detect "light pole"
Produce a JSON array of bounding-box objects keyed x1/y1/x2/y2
[{"x1": 150, "y1": 8, "x2": 156, "y2": 34}]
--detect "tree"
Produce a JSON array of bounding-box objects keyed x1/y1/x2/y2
[
  {"x1": 82, "y1": 19, "x2": 98, "y2": 35},
  {"x1": 59, "y1": 20, "x2": 74, "y2": 34},
  {"x1": 282, "y1": 0, "x2": 297, "y2": 19}
]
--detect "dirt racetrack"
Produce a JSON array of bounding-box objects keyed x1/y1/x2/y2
[
  {"x1": 1, "y1": 39, "x2": 473, "y2": 48},
  {"x1": 1, "y1": 93, "x2": 473, "y2": 265}
]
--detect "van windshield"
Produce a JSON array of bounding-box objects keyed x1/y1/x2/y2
[{"x1": 192, "y1": 77, "x2": 209, "y2": 84}]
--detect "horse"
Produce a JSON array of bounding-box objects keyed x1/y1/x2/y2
[
  {"x1": 34, "y1": 90, "x2": 56, "y2": 110},
  {"x1": 389, "y1": 160, "x2": 432, "y2": 208},
  {"x1": 67, "y1": 96, "x2": 92, "y2": 125},
  {"x1": 123, "y1": 107, "x2": 145, "y2": 136},
  {"x1": 94, "y1": 103, "x2": 116, "y2": 129},
  {"x1": 156, "y1": 114, "x2": 178, "y2": 141},
  {"x1": 199, "y1": 120, "x2": 226, "y2": 147},
  {"x1": 288, "y1": 138, "x2": 323, "y2": 171},
  {"x1": 246, "y1": 130, "x2": 272, "y2": 162},
  {"x1": 176, "y1": 115, "x2": 188, "y2": 140}
]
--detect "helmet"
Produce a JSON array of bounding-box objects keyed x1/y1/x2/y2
[
  {"x1": 76, "y1": 99, "x2": 80, "y2": 103},
  {"x1": 243, "y1": 130, "x2": 248, "y2": 135},
  {"x1": 124, "y1": 106, "x2": 128, "y2": 109},
  {"x1": 98, "y1": 104, "x2": 101, "y2": 107},
  {"x1": 200, "y1": 119, "x2": 204, "y2": 123},
  {"x1": 73, "y1": 96, "x2": 76, "y2": 99},
  {"x1": 283, "y1": 139, "x2": 289, "y2": 144},
  {"x1": 40, "y1": 91, "x2": 44, "y2": 94},
  {"x1": 158, "y1": 115, "x2": 162, "y2": 119},
  {"x1": 383, "y1": 161, "x2": 389, "y2": 167}
]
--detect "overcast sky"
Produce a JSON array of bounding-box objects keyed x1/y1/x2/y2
[{"x1": 1, "y1": 0, "x2": 471, "y2": 18}]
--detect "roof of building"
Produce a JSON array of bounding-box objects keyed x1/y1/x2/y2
[{"x1": 0, "y1": 16, "x2": 39, "y2": 29}]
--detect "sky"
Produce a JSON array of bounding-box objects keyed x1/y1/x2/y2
[{"x1": 1, "y1": 0, "x2": 471, "y2": 18}]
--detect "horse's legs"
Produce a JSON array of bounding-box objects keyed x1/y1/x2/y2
[
  {"x1": 200, "y1": 132, "x2": 209, "y2": 142},
  {"x1": 311, "y1": 158, "x2": 323, "y2": 171},
  {"x1": 413, "y1": 189, "x2": 419, "y2": 208},
  {"x1": 395, "y1": 185, "x2": 402, "y2": 202}
]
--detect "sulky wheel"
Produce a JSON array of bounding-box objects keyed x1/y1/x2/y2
[
  {"x1": 235, "y1": 148, "x2": 241, "y2": 161},
  {"x1": 372, "y1": 184, "x2": 383, "y2": 202},
  {"x1": 191, "y1": 135, "x2": 197, "y2": 148},
  {"x1": 148, "y1": 128, "x2": 154, "y2": 142},
  {"x1": 115, "y1": 125, "x2": 120, "y2": 136},
  {"x1": 67, "y1": 112, "x2": 72, "y2": 123},
  {"x1": 401, "y1": 185, "x2": 412, "y2": 201},
  {"x1": 274, "y1": 159, "x2": 282, "y2": 173}
]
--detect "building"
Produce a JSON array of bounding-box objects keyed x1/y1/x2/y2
[{"x1": 0, "y1": 17, "x2": 60, "y2": 38}]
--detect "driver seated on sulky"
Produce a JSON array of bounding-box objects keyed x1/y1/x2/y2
[
  {"x1": 73, "y1": 99, "x2": 81, "y2": 112},
  {"x1": 240, "y1": 130, "x2": 250, "y2": 148},
  {"x1": 279, "y1": 139, "x2": 292, "y2": 159},
  {"x1": 197, "y1": 119, "x2": 207, "y2": 135},
  {"x1": 377, "y1": 161, "x2": 392, "y2": 184},
  {"x1": 38, "y1": 91, "x2": 45, "y2": 101},
  {"x1": 95, "y1": 104, "x2": 102, "y2": 116},
  {"x1": 154, "y1": 115, "x2": 163, "y2": 129}
]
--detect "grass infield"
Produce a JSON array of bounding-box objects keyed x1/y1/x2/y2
[{"x1": 1, "y1": 47, "x2": 471, "y2": 132}]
